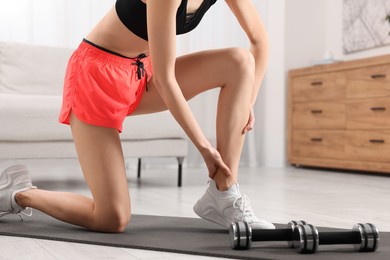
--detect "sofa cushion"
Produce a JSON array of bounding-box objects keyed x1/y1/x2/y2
[
  {"x1": 0, "y1": 94, "x2": 185, "y2": 141},
  {"x1": 122, "y1": 112, "x2": 186, "y2": 140},
  {"x1": 0, "y1": 42, "x2": 74, "y2": 95},
  {"x1": 0, "y1": 94, "x2": 71, "y2": 141}
]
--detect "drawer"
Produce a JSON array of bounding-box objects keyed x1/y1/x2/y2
[
  {"x1": 292, "y1": 72, "x2": 346, "y2": 102},
  {"x1": 347, "y1": 98, "x2": 390, "y2": 129},
  {"x1": 346, "y1": 64, "x2": 390, "y2": 99},
  {"x1": 345, "y1": 131, "x2": 390, "y2": 163},
  {"x1": 292, "y1": 131, "x2": 346, "y2": 160},
  {"x1": 293, "y1": 102, "x2": 346, "y2": 129}
]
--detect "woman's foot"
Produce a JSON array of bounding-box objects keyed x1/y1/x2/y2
[
  {"x1": 193, "y1": 180, "x2": 275, "y2": 229},
  {"x1": 0, "y1": 164, "x2": 36, "y2": 219}
]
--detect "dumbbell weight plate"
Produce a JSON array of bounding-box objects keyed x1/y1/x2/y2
[
  {"x1": 229, "y1": 221, "x2": 251, "y2": 250},
  {"x1": 293, "y1": 224, "x2": 319, "y2": 254},
  {"x1": 367, "y1": 223, "x2": 380, "y2": 252},
  {"x1": 287, "y1": 220, "x2": 307, "y2": 248},
  {"x1": 353, "y1": 223, "x2": 379, "y2": 252}
]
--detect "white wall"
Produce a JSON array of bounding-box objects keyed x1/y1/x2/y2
[
  {"x1": 284, "y1": 0, "x2": 328, "y2": 71},
  {"x1": 0, "y1": 0, "x2": 116, "y2": 48},
  {"x1": 256, "y1": 0, "x2": 286, "y2": 168}
]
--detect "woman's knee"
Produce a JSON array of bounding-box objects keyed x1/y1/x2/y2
[
  {"x1": 226, "y1": 48, "x2": 256, "y2": 75},
  {"x1": 92, "y1": 207, "x2": 131, "y2": 233},
  {"x1": 224, "y1": 48, "x2": 256, "y2": 92}
]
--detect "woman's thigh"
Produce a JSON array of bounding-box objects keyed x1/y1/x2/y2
[
  {"x1": 132, "y1": 47, "x2": 251, "y2": 115},
  {"x1": 69, "y1": 113, "x2": 130, "y2": 227}
]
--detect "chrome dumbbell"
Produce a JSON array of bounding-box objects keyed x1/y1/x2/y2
[{"x1": 230, "y1": 220, "x2": 307, "y2": 250}]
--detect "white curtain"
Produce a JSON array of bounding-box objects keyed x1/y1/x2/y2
[
  {"x1": 0, "y1": 0, "x2": 116, "y2": 47},
  {"x1": 0, "y1": 0, "x2": 268, "y2": 167}
]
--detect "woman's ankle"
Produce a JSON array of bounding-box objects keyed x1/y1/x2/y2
[{"x1": 213, "y1": 177, "x2": 236, "y2": 191}]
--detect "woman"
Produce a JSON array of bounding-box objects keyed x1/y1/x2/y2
[{"x1": 0, "y1": 0, "x2": 274, "y2": 232}]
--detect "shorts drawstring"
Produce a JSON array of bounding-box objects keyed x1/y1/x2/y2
[{"x1": 132, "y1": 53, "x2": 149, "y2": 91}]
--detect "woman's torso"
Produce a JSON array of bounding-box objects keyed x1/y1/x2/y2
[{"x1": 86, "y1": 0, "x2": 212, "y2": 58}]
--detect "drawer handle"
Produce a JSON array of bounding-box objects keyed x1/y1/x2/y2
[
  {"x1": 311, "y1": 109, "x2": 323, "y2": 114},
  {"x1": 371, "y1": 107, "x2": 386, "y2": 111},
  {"x1": 371, "y1": 74, "x2": 386, "y2": 79},
  {"x1": 369, "y1": 139, "x2": 385, "y2": 144},
  {"x1": 311, "y1": 81, "x2": 323, "y2": 86},
  {"x1": 311, "y1": 138, "x2": 323, "y2": 142}
]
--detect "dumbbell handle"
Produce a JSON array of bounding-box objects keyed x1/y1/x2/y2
[
  {"x1": 319, "y1": 231, "x2": 361, "y2": 245},
  {"x1": 252, "y1": 229, "x2": 292, "y2": 242}
]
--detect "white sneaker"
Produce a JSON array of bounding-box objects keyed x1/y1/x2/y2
[
  {"x1": 193, "y1": 180, "x2": 275, "y2": 229},
  {"x1": 0, "y1": 164, "x2": 36, "y2": 220}
]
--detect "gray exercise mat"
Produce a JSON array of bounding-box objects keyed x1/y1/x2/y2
[{"x1": 0, "y1": 210, "x2": 388, "y2": 260}]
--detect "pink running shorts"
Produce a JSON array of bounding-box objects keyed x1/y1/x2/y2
[{"x1": 59, "y1": 39, "x2": 152, "y2": 132}]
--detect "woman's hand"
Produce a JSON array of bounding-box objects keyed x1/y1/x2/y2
[
  {"x1": 242, "y1": 107, "x2": 255, "y2": 134},
  {"x1": 200, "y1": 145, "x2": 232, "y2": 179}
]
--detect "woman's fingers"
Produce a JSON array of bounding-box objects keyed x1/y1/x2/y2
[
  {"x1": 242, "y1": 110, "x2": 255, "y2": 134},
  {"x1": 203, "y1": 145, "x2": 232, "y2": 178},
  {"x1": 217, "y1": 159, "x2": 231, "y2": 176}
]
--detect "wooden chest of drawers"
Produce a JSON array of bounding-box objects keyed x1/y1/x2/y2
[{"x1": 288, "y1": 54, "x2": 390, "y2": 174}]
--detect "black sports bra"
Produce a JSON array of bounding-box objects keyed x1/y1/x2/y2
[{"x1": 115, "y1": 0, "x2": 217, "y2": 41}]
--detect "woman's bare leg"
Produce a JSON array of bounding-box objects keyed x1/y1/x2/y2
[
  {"x1": 16, "y1": 113, "x2": 131, "y2": 232},
  {"x1": 133, "y1": 48, "x2": 256, "y2": 191}
]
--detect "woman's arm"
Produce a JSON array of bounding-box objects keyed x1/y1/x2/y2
[
  {"x1": 225, "y1": 0, "x2": 269, "y2": 106},
  {"x1": 146, "y1": 0, "x2": 231, "y2": 177}
]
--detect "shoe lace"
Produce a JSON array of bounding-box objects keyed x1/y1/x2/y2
[
  {"x1": 0, "y1": 207, "x2": 33, "y2": 221},
  {"x1": 233, "y1": 194, "x2": 257, "y2": 223}
]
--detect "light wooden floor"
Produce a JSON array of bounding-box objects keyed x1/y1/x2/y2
[{"x1": 1, "y1": 162, "x2": 389, "y2": 260}]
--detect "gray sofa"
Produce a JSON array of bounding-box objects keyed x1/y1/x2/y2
[{"x1": 0, "y1": 42, "x2": 188, "y2": 186}]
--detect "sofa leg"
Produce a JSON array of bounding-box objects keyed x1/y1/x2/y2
[
  {"x1": 177, "y1": 157, "x2": 184, "y2": 187},
  {"x1": 137, "y1": 158, "x2": 141, "y2": 179}
]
